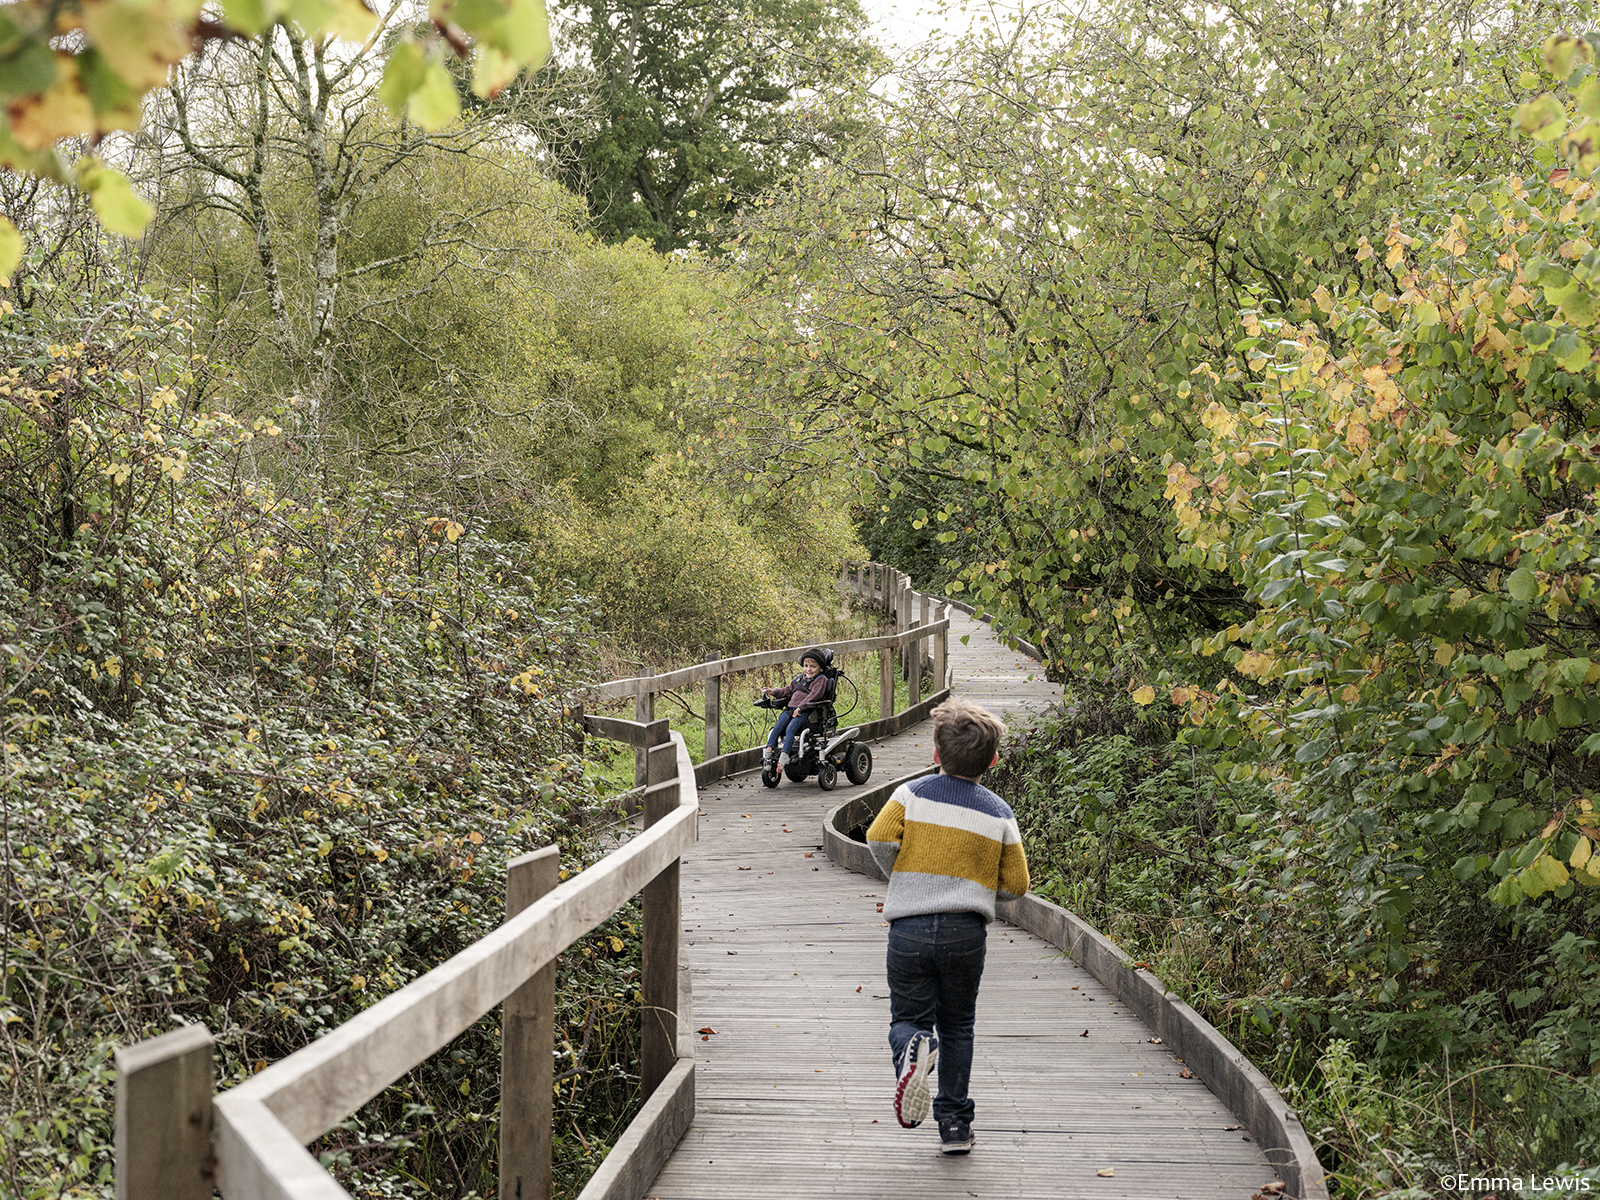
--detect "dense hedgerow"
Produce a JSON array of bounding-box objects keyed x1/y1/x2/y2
[
  {"x1": 0, "y1": 282, "x2": 643, "y2": 1198},
  {"x1": 991, "y1": 692, "x2": 1600, "y2": 1196}
]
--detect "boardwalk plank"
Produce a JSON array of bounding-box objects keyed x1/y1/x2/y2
[{"x1": 646, "y1": 609, "x2": 1278, "y2": 1199}]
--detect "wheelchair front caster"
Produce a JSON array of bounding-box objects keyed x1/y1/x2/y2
[
  {"x1": 817, "y1": 760, "x2": 838, "y2": 791},
  {"x1": 845, "y1": 742, "x2": 873, "y2": 785},
  {"x1": 761, "y1": 765, "x2": 780, "y2": 788}
]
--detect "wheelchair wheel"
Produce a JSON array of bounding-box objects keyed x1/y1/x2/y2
[
  {"x1": 845, "y1": 742, "x2": 873, "y2": 785},
  {"x1": 816, "y1": 760, "x2": 838, "y2": 791},
  {"x1": 785, "y1": 762, "x2": 808, "y2": 783},
  {"x1": 761, "y1": 765, "x2": 780, "y2": 789}
]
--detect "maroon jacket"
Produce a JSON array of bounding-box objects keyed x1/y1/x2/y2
[{"x1": 770, "y1": 672, "x2": 829, "y2": 714}]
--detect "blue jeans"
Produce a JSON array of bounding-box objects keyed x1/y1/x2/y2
[
  {"x1": 766, "y1": 709, "x2": 809, "y2": 756},
  {"x1": 886, "y1": 911, "x2": 987, "y2": 1123}
]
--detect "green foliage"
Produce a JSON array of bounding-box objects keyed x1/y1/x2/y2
[
  {"x1": 544, "y1": 0, "x2": 881, "y2": 250},
  {"x1": 0, "y1": 268, "x2": 639, "y2": 1198},
  {"x1": 0, "y1": 0, "x2": 553, "y2": 278},
  {"x1": 993, "y1": 706, "x2": 1600, "y2": 1194},
  {"x1": 544, "y1": 459, "x2": 864, "y2": 661},
  {"x1": 709, "y1": 0, "x2": 1553, "y2": 680}
]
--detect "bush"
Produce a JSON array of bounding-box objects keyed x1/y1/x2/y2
[
  {"x1": 544, "y1": 459, "x2": 863, "y2": 663},
  {"x1": 992, "y1": 700, "x2": 1600, "y2": 1196},
  {"x1": 0, "y1": 277, "x2": 637, "y2": 1198}
]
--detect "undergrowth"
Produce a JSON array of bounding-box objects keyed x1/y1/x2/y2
[
  {"x1": 989, "y1": 686, "x2": 1600, "y2": 1197},
  {"x1": 0, "y1": 278, "x2": 645, "y2": 1198}
]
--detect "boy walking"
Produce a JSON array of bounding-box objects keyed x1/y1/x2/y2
[{"x1": 865, "y1": 696, "x2": 1029, "y2": 1154}]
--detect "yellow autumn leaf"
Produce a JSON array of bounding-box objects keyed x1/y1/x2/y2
[
  {"x1": 609, "y1": 935, "x2": 625, "y2": 953},
  {"x1": 1572, "y1": 836, "x2": 1593, "y2": 871},
  {"x1": 1131, "y1": 685, "x2": 1156, "y2": 706}
]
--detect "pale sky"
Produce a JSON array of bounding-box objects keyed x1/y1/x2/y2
[{"x1": 857, "y1": 0, "x2": 1022, "y2": 54}]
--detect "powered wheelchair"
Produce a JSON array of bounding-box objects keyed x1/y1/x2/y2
[{"x1": 753, "y1": 646, "x2": 874, "y2": 791}]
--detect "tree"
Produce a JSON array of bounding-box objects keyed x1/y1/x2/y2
[
  {"x1": 706, "y1": 0, "x2": 1551, "y2": 680},
  {"x1": 0, "y1": 0, "x2": 553, "y2": 282},
  {"x1": 145, "y1": 27, "x2": 558, "y2": 416},
  {"x1": 545, "y1": 0, "x2": 881, "y2": 250}
]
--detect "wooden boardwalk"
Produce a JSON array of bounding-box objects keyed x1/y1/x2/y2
[{"x1": 649, "y1": 609, "x2": 1278, "y2": 1198}]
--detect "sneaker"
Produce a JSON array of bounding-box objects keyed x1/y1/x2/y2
[
  {"x1": 938, "y1": 1117, "x2": 975, "y2": 1154},
  {"x1": 777, "y1": 752, "x2": 790, "y2": 769},
  {"x1": 894, "y1": 1032, "x2": 938, "y2": 1128}
]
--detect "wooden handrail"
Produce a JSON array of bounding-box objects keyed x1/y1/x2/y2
[
  {"x1": 584, "y1": 621, "x2": 947, "y2": 702},
  {"x1": 117, "y1": 729, "x2": 700, "y2": 1200},
  {"x1": 116, "y1": 562, "x2": 944, "y2": 1200}
]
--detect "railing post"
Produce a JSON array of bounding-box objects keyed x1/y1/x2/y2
[
  {"x1": 899, "y1": 585, "x2": 913, "y2": 679},
  {"x1": 703, "y1": 653, "x2": 721, "y2": 761},
  {"x1": 501, "y1": 845, "x2": 560, "y2": 1200},
  {"x1": 115, "y1": 1023, "x2": 214, "y2": 1200},
  {"x1": 641, "y1": 724, "x2": 680, "y2": 1099},
  {"x1": 915, "y1": 594, "x2": 930, "y2": 704},
  {"x1": 879, "y1": 645, "x2": 894, "y2": 723},
  {"x1": 934, "y1": 605, "x2": 948, "y2": 694},
  {"x1": 635, "y1": 682, "x2": 654, "y2": 787}
]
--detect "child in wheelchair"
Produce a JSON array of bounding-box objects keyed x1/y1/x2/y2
[
  {"x1": 755, "y1": 646, "x2": 874, "y2": 790},
  {"x1": 761, "y1": 647, "x2": 831, "y2": 771}
]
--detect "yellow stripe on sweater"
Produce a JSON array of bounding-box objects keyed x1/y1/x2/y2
[
  {"x1": 865, "y1": 798, "x2": 905, "y2": 846},
  {"x1": 892, "y1": 819, "x2": 1006, "y2": 889},
  {"x1": 998, "y1": 839, "x2": 1030, "y2": 898}
]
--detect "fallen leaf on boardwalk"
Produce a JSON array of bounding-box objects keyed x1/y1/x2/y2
[
  {"x1": 738, "y1": 866, "x2": 751, "y2": 871},
  {"x1": 1147, "y1": 1036, "x2": 1162, "y2": 1044},
  {"x1": 1260, "y1": 1183, "x2": 1286, "y2": 1195},
  {"x1": 1080, "y1": 1030, "x2": 1089, "y2": 1037},
  {"x1": 727, "y1": 950, "x2": 738, "y2": 955},
  {"x1": 740, "y1": 813, "x2": 751, "y2": 817},
  {"x1": 856, "y1": 986, "x2": 862, "y2": 992},
  {"x1": 1224, "y1": 1125, "x2": 1241, "y2": 1131},
  {"x1": 698, "y1": 1027, "x2": 717, "y2": 1035},
  {"x1": 1072, "y1": 985, "x2": 1079, "y2": 990},
  {"x1": 804, "y1": 852, "x2": 814, "y2": 858},
  {"x1": 1096, "y1": 1168, "x2": 1115, "y2": 1177},
  {"x1": 1179, "y1": 1068, "x2": 1194, "y2": 1079}
]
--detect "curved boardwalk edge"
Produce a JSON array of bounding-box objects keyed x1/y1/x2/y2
[{"x1": 823, "y1": 787, "x2": 1331, "y2": 1200}]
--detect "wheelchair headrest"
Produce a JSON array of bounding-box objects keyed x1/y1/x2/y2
[{"x1": 798, "y1": 646, "x2": 835, "y2": 669}]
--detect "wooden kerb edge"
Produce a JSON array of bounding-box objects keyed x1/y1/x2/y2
[
  {"x1": 822, "y1": 794, "x2": 1331, "y2": 1200},
  {"x1": 820, "y1": 769, "x2": 938, "y2": 881},
  {"x1": 572, "y1": 1059, "x2": 695, "y2": 1200}
]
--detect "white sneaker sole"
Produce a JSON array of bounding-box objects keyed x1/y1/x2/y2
[{"x1": 895, "y1": 1037, "x2": 938, "y2": 1128}]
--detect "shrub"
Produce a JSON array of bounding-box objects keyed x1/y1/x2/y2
[{"x1": 0, "y1": 278, "x2": 633, "y2": 1198}]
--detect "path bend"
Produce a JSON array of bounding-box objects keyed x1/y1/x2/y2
[{"x1": 646, "y1": 608, "x2": 1280, "y2": 1199}]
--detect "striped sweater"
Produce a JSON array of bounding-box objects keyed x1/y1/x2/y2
[{"x1": 866, "y1": 772, "x2": 1030, "y2": 922}]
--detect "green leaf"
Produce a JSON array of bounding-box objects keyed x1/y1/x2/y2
[
  {"x1": 1544, "y1": 34, "x2": 1594, "y2": 82},
  {"x1": 1517, "y1": 93, "x2": 1569, "y2": 142},
  {"x1": 1524, "y1": 322, "x2": 1557, "y2": 350},
  {"x1": 0, "y1": 215, "x2": 19, "y2": 284},
  {"x1": 1555, "y1": 331, "x2": 1592, "y2": 372},
  {"x1": 378, "y1": 40, "x2": 429, "y2": 117},
  {"x1": 217, "y1": 0, "x2": 278, "y2": 34},
  {"x1": 407, "y1": 59, "x2": 460, "y2": 129},
  {"x1": 1559, "y1": 288, "x2": 1598, "y2": 327},
  {"x1": 1508, "y1": 567, "x2": 1539, "y2": 602},
  {"x1": 74, "y1": 159, "x2": 151, "y2": 235},
  {"x1": 1414, "y1": 300, "x2": 1440, "y2": 326},
  {"x1": 0, "y1": 38, "x2": 61, "y2": 98}
]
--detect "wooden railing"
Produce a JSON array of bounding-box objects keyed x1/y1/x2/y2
[
  {"x1": 114, "y1": 719, "x2": 697, "y2": 1200},
  {"x1": 112, "y1": 563, "x2": 953, "y2": 1200},
  {"x1": 587, "y1": 562, "x2": 953, "y2": 791}
]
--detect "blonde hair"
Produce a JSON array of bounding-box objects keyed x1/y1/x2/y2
[{"x1": 932, "y1": 696, "x2": 1006, "y2": 779}]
